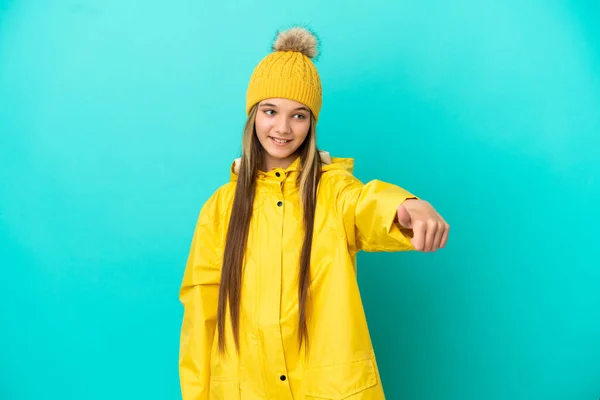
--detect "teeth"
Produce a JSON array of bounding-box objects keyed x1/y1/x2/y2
[{"x1": 272, "y1": 138, "x2": 289, "y2": 143}]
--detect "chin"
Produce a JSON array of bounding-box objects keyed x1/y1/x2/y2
[{"x1": 266, "y1": 146, "x2": 295, "y2": 160}]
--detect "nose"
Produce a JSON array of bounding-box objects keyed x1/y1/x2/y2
[{"x1": 275, "y1": 116, "x2": 291, "y2": 135}]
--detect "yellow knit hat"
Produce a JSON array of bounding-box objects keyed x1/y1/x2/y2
[{"x1": 246, "y1": 27, "x2": 322, "y2": 120}]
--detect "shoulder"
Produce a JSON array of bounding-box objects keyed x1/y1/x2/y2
[
  {"x1": 319, "y1": 158, "x2": 362, "y2": 193},
  {"x1": 320, "y1": 170, "x2": 359, "y2": 193},
  {"x1": 317, "y1": 159, "x2": 365, "y2": 214},
  {"x1": 199, "y1": 182, "x2": 236, "y2": 218},
  {"x1": 213, "y1": 182, "x2": 236, "y2": 202}
]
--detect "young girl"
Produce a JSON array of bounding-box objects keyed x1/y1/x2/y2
[{"x1": 179, "y1": 26, "x2": 449, "y2": 400}]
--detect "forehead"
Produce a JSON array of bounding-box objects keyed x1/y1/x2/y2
[{"x1": 258, "y1": 98, "x2": 308, "y2": 110}]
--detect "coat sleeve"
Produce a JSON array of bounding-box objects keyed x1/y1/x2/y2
[
  {"x1": 337, "y1": 176, "x2": 417, "y2": 253},
  {"x1": 179, "y1": 190, "x2": 224, "y2": 400}
]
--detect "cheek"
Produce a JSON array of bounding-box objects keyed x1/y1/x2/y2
[
  {"x1": 295, "y1": 122, "x2": 311, "y2": 142},
  {"x1": 255, "y1": 116, "x2": 272, "y2": 137}
]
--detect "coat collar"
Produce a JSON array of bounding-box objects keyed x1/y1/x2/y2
[{"x1": 230, "y1": 151, "x2": 334, "y2": 181}]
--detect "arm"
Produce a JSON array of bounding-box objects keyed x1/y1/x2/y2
[
  {"x1": 179, "y1": 192, "x2": 223, "y2": 400},
  {"x1": 338, "y1": 177, "x2": 417, "y2": 253},
  {"x1": 338, "y1": 177, "x2": 449, "y2": 254}
]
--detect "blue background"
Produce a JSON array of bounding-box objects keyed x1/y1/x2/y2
[{"x1": 1, "y1": 0, "x2": 599, "y2": 399}]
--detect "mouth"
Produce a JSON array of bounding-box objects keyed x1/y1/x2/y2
[{"x1": 269, "y1": 136, "x2": 292, "y2": 146}]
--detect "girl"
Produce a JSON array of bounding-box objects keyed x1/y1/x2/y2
[{"x1": 179, "y1": 26, "x2": 449, "y2": 400}]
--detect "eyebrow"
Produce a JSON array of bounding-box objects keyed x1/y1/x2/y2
[{"x1": 259, "y1": 102, "x2": 310, "y2": 112}]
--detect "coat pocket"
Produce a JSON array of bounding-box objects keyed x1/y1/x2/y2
[
  {"x1": 303, "y1": 356, "x2": 378, "y2": 399},
  {"x1": 209, "y1": 378, "x2": 240, "y2": 400}
]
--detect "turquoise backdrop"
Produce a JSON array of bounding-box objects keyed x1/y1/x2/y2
[{"x1": 1, "y1": 0, "x2": 599, "y2": 399}]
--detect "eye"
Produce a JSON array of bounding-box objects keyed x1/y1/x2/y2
[
  {"x1": 264, "y1": 109, "x2": 275, "y2": 115},
  {"x1": 294, "y1": 114, "x2": 307, "y2": 120}
]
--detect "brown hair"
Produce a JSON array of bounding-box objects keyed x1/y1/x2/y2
[{"x1": 217, "y1": 104, "x2": 321, "y2": 353}]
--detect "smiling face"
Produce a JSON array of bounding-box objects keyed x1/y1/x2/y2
[{"x1": 254, "y1": 98, "x2": 312, "y2": 171}]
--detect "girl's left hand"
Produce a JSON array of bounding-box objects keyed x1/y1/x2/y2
[{"x1": 396, "y1": 199, "x2": 450, "y2": 252}]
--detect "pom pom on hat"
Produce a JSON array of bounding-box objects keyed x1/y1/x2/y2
[{"x1": 272, "y1": 26, "x2": 319, "y2": 59}]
